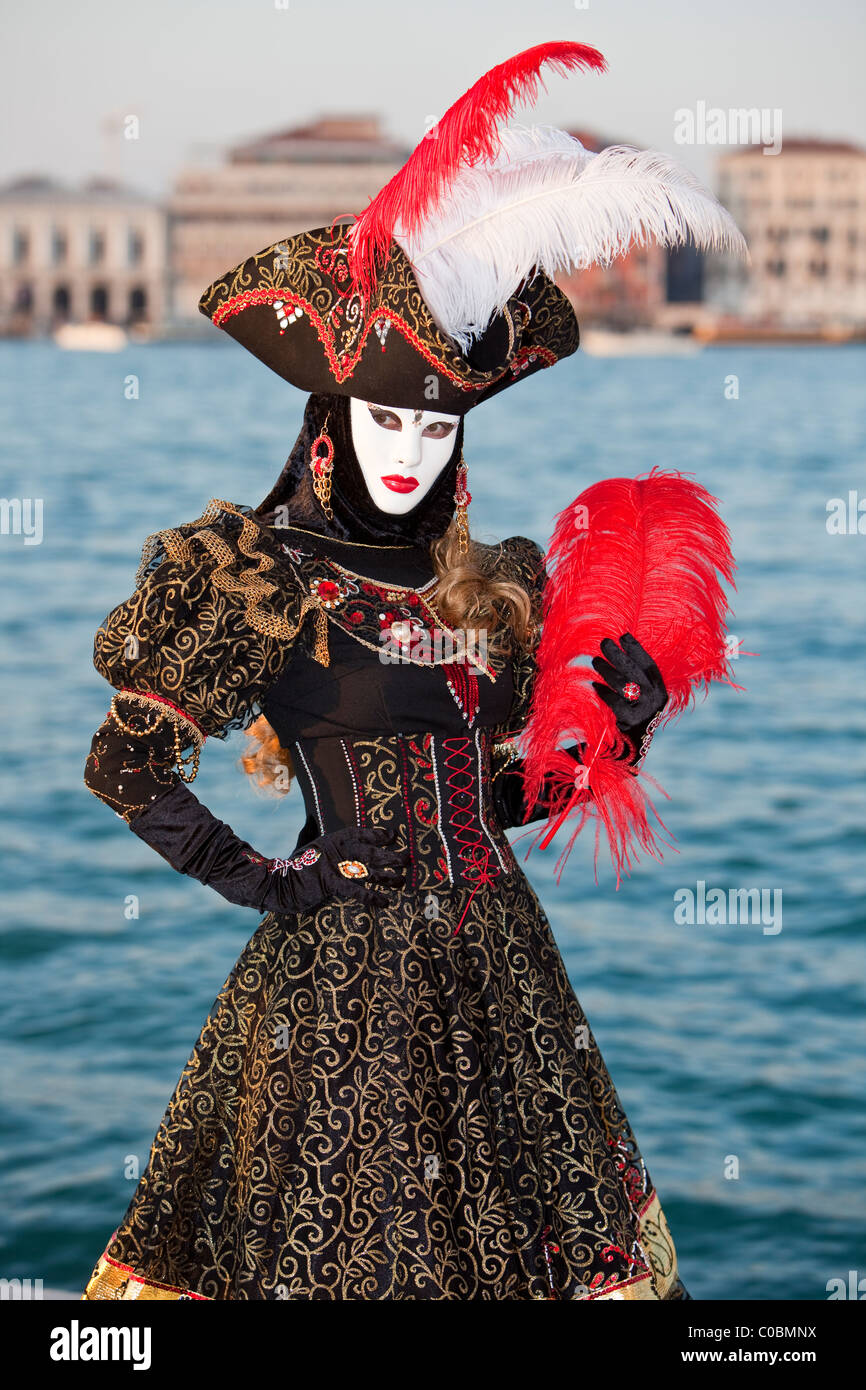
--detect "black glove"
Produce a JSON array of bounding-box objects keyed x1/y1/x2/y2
[
  {"x1": 128, "y1": 781, "x2": 409, "y2": 914},
  {"x1": 491, "y1": 741, "x2": 584, "y2": 831},
  {"x1": 492, "y1": 633, "x2": 667, "y2": 830},
  {"x1": 590, "y1": 632, "x2": 668, "y2": 760},
  {"x1": 84, "y1": 697, "x2": 409, "y2": 913}
]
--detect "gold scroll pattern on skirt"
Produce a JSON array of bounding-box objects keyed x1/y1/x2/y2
[{"x1": 81, "y1": 869, "x2": 688, "y2": 1301}]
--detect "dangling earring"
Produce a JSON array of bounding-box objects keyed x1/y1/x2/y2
[
  {"x1": 454, "y1": 454, "x2": 471, "y2": 554},
  {"x1": 309, "y1": 414, "x2": 334, "y2": 520}
]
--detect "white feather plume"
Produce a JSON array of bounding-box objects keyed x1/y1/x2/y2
[{"x1": 393, "y1": 124, "x2": 749, "y2": 350}]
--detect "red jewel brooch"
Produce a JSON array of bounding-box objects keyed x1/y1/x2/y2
[{"x1": 310, "y1": 577, "x2": 346, "y2": 610}]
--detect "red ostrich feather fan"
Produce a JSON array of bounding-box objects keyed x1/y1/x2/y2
[
  {"x1": 347, "y1": 40, "x2": 607, "y2": 303},
  {"x1": 519, "y1": 468, "x2": 740, "y2": 885}
]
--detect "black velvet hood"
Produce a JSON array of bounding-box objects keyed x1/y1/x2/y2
[{"x1": 255, "y1": 392, "x2": 465, "y2": 547}]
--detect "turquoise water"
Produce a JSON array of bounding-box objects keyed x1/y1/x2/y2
[{"x1": 0, "y1": 341, "x2": 863, "y2": 1300}]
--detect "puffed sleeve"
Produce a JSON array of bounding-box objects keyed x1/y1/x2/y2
[
  {"x1": 92, "y1": 503, "x2": 316, "y2": 737},
  {"x1": 85, "y1": 501, "x2": 316, "y2": 815},
  {"x1": 83, "y1": 501, "x2": 324, "y2": 912}
]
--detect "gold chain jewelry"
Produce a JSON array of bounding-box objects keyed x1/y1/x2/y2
[
  {"x1": 633, "y1": 709, "x2": 664, "y2": 772},
  {"x1": 309, "y1": 415, "x2": 334, "y2": 520},
  {"x1": 171, "y1": 722, "x2": 202, "y2": 781},
  {"x1": 454, "y1": 455, "x2": 471, "y2": 555},
  {"x1": 491, "y1": 737, "x2": 520, "y2": 781},
  {"x1": 313, "y1": 607, "x2": 330, "y2": 667}
]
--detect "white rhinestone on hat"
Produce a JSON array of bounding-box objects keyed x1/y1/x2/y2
[{"x1": 274, "y1": 301, "x2": 305, "y2": 334}]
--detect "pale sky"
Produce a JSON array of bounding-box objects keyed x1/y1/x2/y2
[{"x1": 1, "y1": 0, "x2": 864, "y2": 196}]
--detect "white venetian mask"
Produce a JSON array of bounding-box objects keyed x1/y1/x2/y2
[{"x1": 348, "y1": 397, "x2": 461, "y2": 514}]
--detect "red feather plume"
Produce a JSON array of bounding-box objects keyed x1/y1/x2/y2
[
  {"x1": 519, "y1": 469, "x2": 740, "y2": 885},
  {"x1": 347, "y1": 41, "x2": 607, "y2": 303}
]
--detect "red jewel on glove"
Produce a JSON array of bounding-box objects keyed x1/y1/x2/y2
[{"x1": 623, "y1": 682, "x2": 641, "y2": 702}]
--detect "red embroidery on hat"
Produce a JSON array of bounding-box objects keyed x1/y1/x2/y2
[{"x1": 212, "y1": 286, "x2": 556, "y2": 392}]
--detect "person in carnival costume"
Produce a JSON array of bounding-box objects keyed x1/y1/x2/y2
[{"x1": 81, "y1": 42, "x2": 746, "y2": 1301}]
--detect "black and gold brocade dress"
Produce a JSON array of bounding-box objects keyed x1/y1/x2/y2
[{"x1": 81, "y1": 498, "x2": 690, "y2": 1301}]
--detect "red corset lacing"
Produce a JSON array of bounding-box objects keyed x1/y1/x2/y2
[{"x1": 452, "y1": 843, "x2": 498, "y2": 935}]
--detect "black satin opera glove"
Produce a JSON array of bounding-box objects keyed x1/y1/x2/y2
[
  {"x1": 128, "y1": 784, "x2": 409, "y2": 914},
  {"x1": 84, "y1": 700, "x2": 407, "y2": 914},
  {"x1": 492, "y1": 633, "x2": 668, "y2": 831}
]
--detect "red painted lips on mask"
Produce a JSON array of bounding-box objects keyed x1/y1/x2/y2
[{"x1": 380, "y1": 475, "x2": 419, "y2": 493}]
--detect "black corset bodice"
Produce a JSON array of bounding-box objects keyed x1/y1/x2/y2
[
  {"x1": 261, "y1": 526, "x2": 523, "y2": 890},
  {"x1": 87, "y1": 503, "x2": 543, "y2": 894},
  {"x1": 281, "y1": 727, "x2": 520, "y2": 892}
]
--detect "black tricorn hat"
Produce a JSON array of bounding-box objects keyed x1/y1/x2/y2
[
  {"x1": 198, "y1": 42, "x2": 745, "y2": 413},
  {"x1": 198, "y1": 221, "x2": 579, "y2": 414}
]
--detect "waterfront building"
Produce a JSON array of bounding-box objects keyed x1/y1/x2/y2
[
  {"x1": 0, "y1": 176, "x2": 167, "y2": 334},
  {"x1": 716, "y1": 138, "x2": 866, "y2": 326}
]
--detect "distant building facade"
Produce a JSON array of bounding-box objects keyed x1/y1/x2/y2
[
  {"x1": 0, "y1": 177, "x2": 167, "y2": 334},
  {"x1": 14, "y1": 123, "x2": 858, "y2": 340},
  {"x1": 716, "y1": 138, "x2": 866, "y2": 325},
  {"x1": 168, "y1": 116, "x2": 409, "y2": 323}
]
